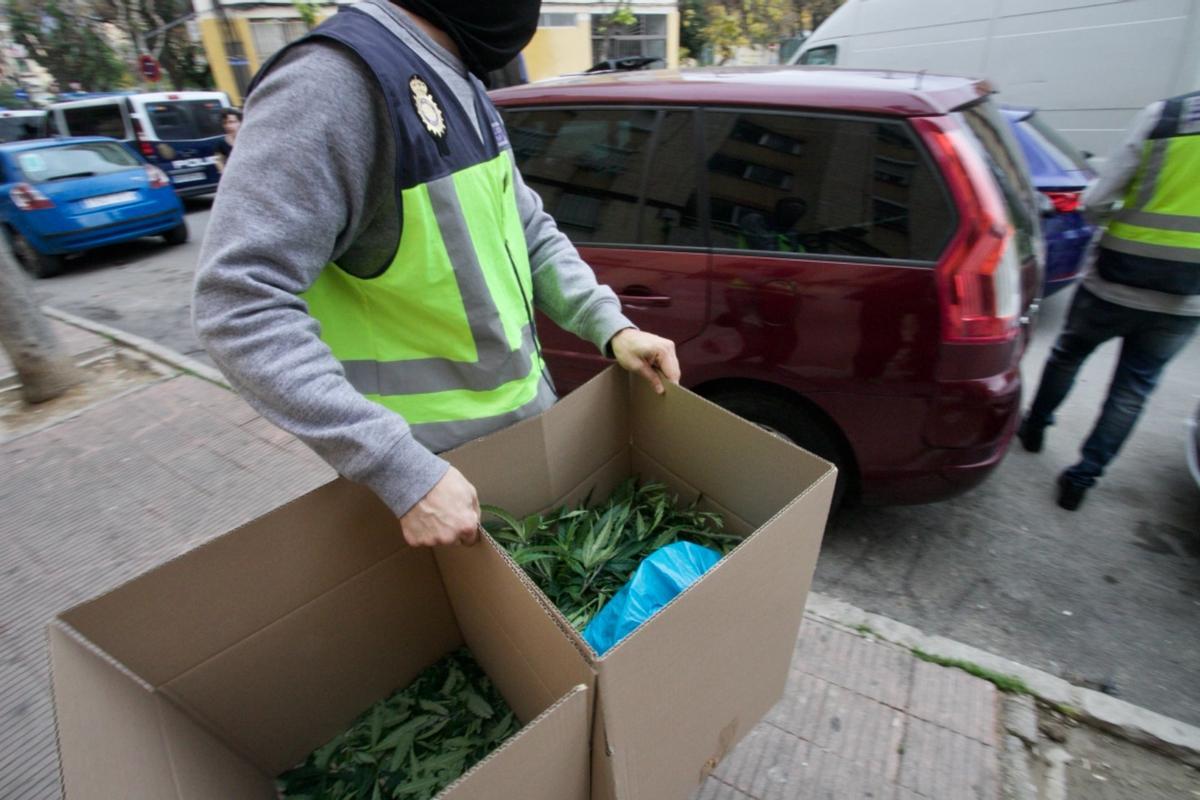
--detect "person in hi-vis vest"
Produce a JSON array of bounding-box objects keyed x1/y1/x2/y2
[
  {"x1": 193, "y1": 1, "x2": 679, "y2": 546},
  {"x1": 1018, "y1": 91, "x2": 1200, "y2": 510}
]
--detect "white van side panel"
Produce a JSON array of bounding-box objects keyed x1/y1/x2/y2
[
  {"x1": 986, "y1": 0, "x2": 1197, "y2": 156},
  {"x1": 795, "y1": 0, "x2": 1199, "y2": 158}
]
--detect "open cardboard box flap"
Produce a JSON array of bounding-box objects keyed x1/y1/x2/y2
[
  {"x1": 444, "y1": 367, "x2": 837, "y2": 800},
  {"x1": 49, "y1": 480, "x2": 593, "y2": 800}
]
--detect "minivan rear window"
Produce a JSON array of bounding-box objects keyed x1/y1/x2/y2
[
  {"x1": 145, "y1": 100, "x2": 224, "y2": 141},
  {"x1": 956, "y1": 102, "x2": 1038, "y2": 263},
  {"x1": 16, "y1": 142, "x2": 141, "y2": 183},
  {"x1": 702, "y1": 110, "x2": 955, "y2": 261}
]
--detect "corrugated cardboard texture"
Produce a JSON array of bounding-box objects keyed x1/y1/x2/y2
[
  {"x1": 434, "y1": 535, "x2": 594, "y2": 725},
  {"x1": 60, "y1": 480, "x2": 402, "y2": 687},
  {"x1": 447, "y1": 367, "x2": 630, "y2": 518},
  {"x1": 595, "y1": 473, "x2": 835, "y2": 799},
  {"x1": 443, "y1": 685, "x2": 590, "y2": 800},
  {"x1": 449, "y1": 367, "x2": 836, "y2": 800},
  {"x1": 164, "y1": 547, "x2": 462, "y2": 775},
  {"x1": 49, "y1": 624, "x2": 268, "y2": 800}
]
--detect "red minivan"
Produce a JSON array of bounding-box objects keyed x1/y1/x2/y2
[{"x1": 493, "y1": 67, "x2": 1044, "y2": 507}]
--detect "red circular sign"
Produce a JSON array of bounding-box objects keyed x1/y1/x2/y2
[{"x1": 139, "y1": 54, "x2": 161, "y2": 83}]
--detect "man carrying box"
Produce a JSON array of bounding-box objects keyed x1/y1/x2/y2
[{"x1": 193, "y1": 1, "x2": 679, "y2": 547}]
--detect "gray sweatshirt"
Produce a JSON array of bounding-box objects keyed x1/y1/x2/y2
[{"x1": 193, "y1": 0, "x2": 633, "y2": 517}]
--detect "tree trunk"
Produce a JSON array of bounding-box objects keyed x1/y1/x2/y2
[{"x1": 0, "y1": 238, "x2": 81, "y2": 404}]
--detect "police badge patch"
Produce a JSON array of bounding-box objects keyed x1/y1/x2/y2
[{"x1": 409, "y1": 76, "x2": 447, "y2": 138}]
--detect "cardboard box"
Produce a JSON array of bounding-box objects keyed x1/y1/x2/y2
[
  {"x1": 49, "y1": 366, "x2": 834, "y2": 800},
  {"x1": 48, "y1": 478, "x2": 594, "y2": 800},
  {"x1": 442, "y1": 367, "x2": 837, "y2": 800}
]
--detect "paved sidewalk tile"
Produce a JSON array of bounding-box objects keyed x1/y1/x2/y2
[
  {"x1": 795, "y1": 619, "x2": 913, "y2": 708},
  {"x1": 898, "y1": 717, "x2": 999, "y2": 800},
  {"x1": 0, "y1": 375, "x2": 332, "y2": 800},
  {"x1": 908, "y1": 658, "x2": 999, "y2": 745},
  {"x1": 766, "y1": 671, "x2": 904, "y2": 777}
]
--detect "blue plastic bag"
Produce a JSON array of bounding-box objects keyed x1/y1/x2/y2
[{"x1": 583, "y1": 541, "x2": 722, "y2": 656}]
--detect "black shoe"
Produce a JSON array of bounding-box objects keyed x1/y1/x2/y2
[
  {"x1": 1057, "y1": 473, "x2": 1086, "y2": 511},
  {"x1": 1017, "y1": 417, "x2": 1044, "y2": 453}
]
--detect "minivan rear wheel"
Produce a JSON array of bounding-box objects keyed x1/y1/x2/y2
[
  {"x1": 708, "y1": 389, "x2": 852, "y2": 512},
  {"x1": 10, "y1": 232, "x2": 65, "y2": 279}
]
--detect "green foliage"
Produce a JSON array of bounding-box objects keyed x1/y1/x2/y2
[
  {"x1": 278, "y1": 649, "x2": 520, "y2": 800},
  {"x1": 293, "y1": 0, "x2": 320, "y2": 30},
  {"x1": 911, "y1": 648, "x2": 1033, "y2": 696},
  {"x1": 7, "y1": 0, "x2": 131, "y2": 91},
  {"x1": 485, "y1": 479, "x2": 738, "y2": 632}
]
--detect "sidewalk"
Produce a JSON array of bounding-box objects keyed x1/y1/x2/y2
[{"x1": 1, "y1": 318, "x2": 1195, "y2": 799}]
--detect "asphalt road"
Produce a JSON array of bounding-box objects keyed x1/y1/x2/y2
[{"x1": 30, "y1": 210, "x2": 1200, "y2": 725}]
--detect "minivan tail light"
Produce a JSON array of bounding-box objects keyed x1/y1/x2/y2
[
  {"x1": 10, "y1": 183, "x2": 55, "y2": 211},
  {"x1": 915, "y1": 119, "x2": 1021, "y2": 343},
  {"x1": 145, "y1": 165, "x2": 171, "y2": 190}
]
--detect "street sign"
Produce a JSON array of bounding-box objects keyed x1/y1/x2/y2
[
  {"x1": 14, "y1": 90, "x2": 29, "y2": 100},
  {"x1": 139, "y1": 54, "x2": 161, "y2": 83}
]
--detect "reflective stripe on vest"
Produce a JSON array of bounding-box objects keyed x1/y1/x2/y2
[
  {"x1": 1103, "y1": 92, "x2": 1200, "y2": 264},
  {"x1": 259, "y1": 8, "x2": 551, "y2": 452}
]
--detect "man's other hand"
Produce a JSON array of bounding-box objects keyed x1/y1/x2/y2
[
  {"x1": 399, "y1": 466, "x2": 480, "y2": 547},
  {"x1": 610, "y1": 328, "x2": 681, "y2": 395}
]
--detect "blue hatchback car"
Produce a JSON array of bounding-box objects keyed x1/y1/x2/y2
[
  {"x1": 0, "y1": 136, "x2": 187, "y2": 278},
  {"x1": 1001, "y1": 107, "x2": 1096, "y2": 296}
]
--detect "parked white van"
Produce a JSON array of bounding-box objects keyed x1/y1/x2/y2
[
  {"x1": 790, "y1": 0, "x2": 1200, "y2": 159},
  {"x1": 48, "y1": 91, "x2": 231, "y2": 196}
]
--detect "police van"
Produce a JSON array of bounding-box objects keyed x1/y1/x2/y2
[
  {"x1": 48, "y1": 91, "x2": 231, "y2": 196},
  {"x1": 0, "y1": 109, "x2": 48, "y2": 143}
]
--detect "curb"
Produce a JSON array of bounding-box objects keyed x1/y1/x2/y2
[
  {"x1": 805, "y1": 592, "x2": 1200, "y2": 769},
  {"x1": 42, "y1": 306, "x2": 230, "y2": 389}
]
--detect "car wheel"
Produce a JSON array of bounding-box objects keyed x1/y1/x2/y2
[
  {"x1": 10, "y1": 231, "x2": 65, "y2": 279},
  {"x1": 708, "y1": 388, "x2": 853, "y2": 512},
  {"x1": 163, "y1": 221, "x2": 189, "y2": 246}
]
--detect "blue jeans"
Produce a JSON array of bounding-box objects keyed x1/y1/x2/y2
[{"x1": 1026, "y1": 287, "x2": 1199, "y2": 488}]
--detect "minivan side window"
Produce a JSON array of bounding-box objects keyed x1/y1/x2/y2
[
  {"x1": 702, "y1": 111, "x2": 953, "y2": 261},
  {"x1": 799, "y1": 45, "x2": 837, "y2": 65},
  {"x1": 61, "y1": 104, "x2": 127, "y2": 140},
  {"x1": 504, "y1": 107, "x2": 702, "y2": 248}
]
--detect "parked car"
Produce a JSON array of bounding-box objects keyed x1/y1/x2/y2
[
  {"x1": 0, "y1": 109, "x2": 48, "y2": 143},
  {"x1": 493, "y1": 66, "x2": 1043, "y2": 507},
  {"x1": 0, "y1": 137, "x2": 187, "y2": 278},
  {"x1": 1001, "y1": 106, "x2": 1096, "y2": 296},
  {"x1": 47, "y1": 91, "x2": 231, "y2": 196}
]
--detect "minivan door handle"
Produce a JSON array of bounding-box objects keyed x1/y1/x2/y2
[{"x1": 617, "y1": 285, "x2": 672, "y2": 308}]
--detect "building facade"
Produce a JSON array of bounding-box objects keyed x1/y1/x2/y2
[{"x1": 194, "y1": 0, "x2": 680, "y2": 105}]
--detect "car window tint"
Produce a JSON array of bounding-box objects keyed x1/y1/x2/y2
[
  {"x1": 1024, "y1": 113, "x2": 1090, "y2": 173},
  {"x1": 506, "y1": 107, "x2": 701, "y2": 248},
  {"x1": 146, "y1": 100, "x2": 224, "y2": 141},
  {"x1": 61, "y1": 104, "x2": 127, "y2": 140},
  {"x1": 799, "y1": 45, "x2": 837, "y2": 65},
  {"x1": 0, "y1": 116, "x2": 46, "y2": 143},
  {"x1": 17, "y1": 142, "x2": 141, "y2": 182},
  {"x1": 956, "y1": 102, "x2": 1038, "y2": 264},
  {"x1": 702, "y1": 111, "x2": 953, "y2": 261}
]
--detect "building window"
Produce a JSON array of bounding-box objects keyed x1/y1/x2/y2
[
  {"x1": 591, "y1": 14, "x2": 668, "y2": 63},
  {"x1": 250, "y1": 19, "x2": 309, "y2": 62},
  {"x1": 539, "y1": 13, "x2": 576, "y2": 27}
]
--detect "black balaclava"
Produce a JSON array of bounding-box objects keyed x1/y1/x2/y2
[{"x1": 396, "y1": 0, "x2": 542, "y2": 83}]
